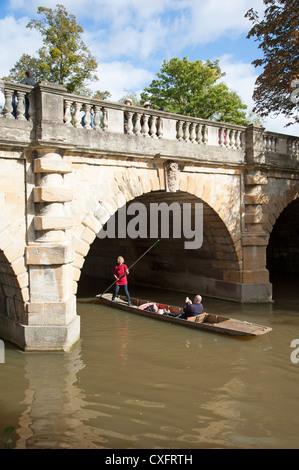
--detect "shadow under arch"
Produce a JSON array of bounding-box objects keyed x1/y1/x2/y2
[
  {"x1": 266, "y1": 197, "x2": 299, "y2": 308},
  {"x1": 79, "y1": 190, "x2": 242, "y2": 301},
  {"x1": 0, "y1": 249, "x2": 26, "y2": 339}
]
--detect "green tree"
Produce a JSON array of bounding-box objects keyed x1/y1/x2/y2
[
  {"x1": 245, "y1": 0, "x2": 299, "y2": 125},
  {"x1": 3, "y1": 54, "x2": 43, "y2": 83},
  {"x1": 118, "y1": 90, "x2": 141, "y2": 106},
  {"x1": 5, "y1": 4, "x2": 99, "y2": 95},
  {"x1": 92, "y1": 90, "x2": 112, "y2": 101},
  {"x1": 140, "y1": 57, "x2": 248, "y2": 125}
]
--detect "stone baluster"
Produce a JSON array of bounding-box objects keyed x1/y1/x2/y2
[
  {"x1": 125, "y1": 111, "x2": 134, "y2": 135},
  {"x1": 227, "y1": 128, "x2": 233, "y2": 148},
  {"x1": 235, "y1": 130, "x2": 241, "y2": 149},
  {"x1": 225, "y1": 128, "x2": 229, "y2": 147},
  {"x1": 149, "y1": 116, "x2": 157, "y2": 138},
  {"x1": 177, "y1": 121, "x2": 183, "y2": 141},
  {"x1": 183, "y1": 122, "x2": 190, "y2": 142},
  {"x1": 142, "y1": 114, "x2": 150, "y2": 137},
  {"x1": 82, "y1": 104, "x2": 91, "y2": 129},
  {"x1": 15, "y1": 91, "x2": 26, "y2": 120},
  {"x1": 64, "y1": 100, "x2": 72, "y2": 126},
  {"x1": 228, "y1": 129, "x2": 234, "y2": 148},
  {"x1": 102, "y1": 107, "x2": 108, "y2": 131},
  {"x1": 189, "y1": 122, "x2": 196, "y2": 143},
  {"x1": 202, "y1": 125, "x2": 208, "y2": 144},
  {"x1": 93, "y1": 105, "x2": 102, "y2": 130},
  {"x1": 73, "y1": 101, "x2": 81, "y2": 128},
  {"x1": 134, "y1": 113, "x2": 142, "y2": 136},
  {"x1": 219, "y1": 127, "x2": 225, "y2": 147},
  {"x1": 3, "y1": 89, "x2": 14, "y2": 119},
  {"x1": 196, "y1": 123, "x2": 203, "y2": 144},
  {"x1": 157, "y1": 117, "x2": 163, "y2": 139}
]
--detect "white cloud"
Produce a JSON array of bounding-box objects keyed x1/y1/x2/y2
[
  {"x1": 5, "y1": 0, "x2": 265, "y2": 61},
  {"x1": 92, "y1": 61, "x2": 154, "y2": 101},
  {"x1": 184, "y1": 0, "x2": 265, "y2": 45},
  {"x1": 218, "y1": 54, "x2": 258, "y2": 108},
  {"x1": 0, "y1": 15, "x2": 42, "y2": 78}
]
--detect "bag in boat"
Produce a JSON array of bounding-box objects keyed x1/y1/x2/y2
[{"x1": 138, "y1": 303, "x2": 158, "y2": 312}]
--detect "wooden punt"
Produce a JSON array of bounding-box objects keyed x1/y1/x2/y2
[{"x1": 95, "y1": 293, "x2": 272, "y2": 337}]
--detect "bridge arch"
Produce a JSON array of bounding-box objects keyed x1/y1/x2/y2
[
  {"x1": 263, "y1": 178, "x2": 299, "y2": 236},
  {"x1": 0, "y1": 206, "x2": 28, "y2": 341},
  {"x1": 263, "y1": 177, "x2": 299, "y2": 275},
  {"x1": 73, "y1": 167, "x2": 243, "y2": 300},
  {"x1": 266, "y1": 196, "x2": 299, "y2": 275},
  {"x1": 0, "y1": 249, "x2": 26, "y2": 322}
]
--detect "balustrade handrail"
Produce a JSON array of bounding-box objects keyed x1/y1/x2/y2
[{"x1": 62, "y1": 89, "x2": 247, "y2": 130}]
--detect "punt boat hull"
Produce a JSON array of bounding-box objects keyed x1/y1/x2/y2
[{"x1": 95, "y1": 293, "x2": 272, "y2": 337}]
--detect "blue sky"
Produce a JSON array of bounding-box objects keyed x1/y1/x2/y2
[{"x1": 0, "y1": 0, "x2": 298, "y2": 135}]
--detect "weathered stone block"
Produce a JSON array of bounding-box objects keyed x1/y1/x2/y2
[
  {"x1": 27, "y1": 296, "x2": 76, "y2": 326},
  {"x1": 241, "y1": 269, "x2": 269, "y2": 284},
  {"x1": 33, "y1": 216, "x2": 73, "y2": 230},
  {"x1": 34, "y1": 186, "x2": 73, "y2": 203},
  {"x1": 73, "y1": 237, "x2": 90, "y2": 257},
  {"x1": 34, "y1": 157, "x2": 72, "y2": 174},
  {"x1": 244, "y1": 194, "x2": 269, "y2": 205},
  {"x1": 29, "y1": 263, "x2": 73, "y2": 303},
  {"x1": 81, "y1": 226, "x2": 96, "y2": 245},
  {"x1": 82, "y1": 213, "x2": 102, "y2": 233},
  {"x1": 245, "y1": 172, "x2": 268, "y2": 185},
  {"x1": 242, "y1": 234, "x2": 269, "y2": 246},
  {"x1": 26, "y1": 244, "x2": 74, "y2": 265}
]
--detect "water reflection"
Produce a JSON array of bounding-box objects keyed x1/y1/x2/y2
[
  {"x1": 15, "y1": 344, "x2": 94, "y2": 449},
  {"x1": 0, "y1": 275, "x2": 299, "y2": 448}
]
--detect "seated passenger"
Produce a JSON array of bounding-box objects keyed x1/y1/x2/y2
[{"x1": 166, "y1": 295, "x2": 203, "y2": 320}]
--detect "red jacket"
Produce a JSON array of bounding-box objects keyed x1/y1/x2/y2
[{"x1": 114, "y1": 264, "x2": 128, "y2": 285}]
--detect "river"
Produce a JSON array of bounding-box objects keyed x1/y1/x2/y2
[{"x1": 0, "y1": 274, "x2": 299, "y2": 450}]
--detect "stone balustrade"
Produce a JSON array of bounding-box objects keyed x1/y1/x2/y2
[
  {"x1": 1, "y1": 80, "x2": 298, "y2": 162},
  {"x1": 61, "y1": 92, "x2": 246, "y2": 149},
  {"x1": 1, "y1": 81, "x2": 35, "y2": 121}
]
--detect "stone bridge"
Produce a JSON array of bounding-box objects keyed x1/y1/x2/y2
[{"x1": 0, "y1": 80, "x2": 298, "y2": 351}]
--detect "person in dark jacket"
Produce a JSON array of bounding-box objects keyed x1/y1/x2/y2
[{"x1": 166, "y1": 295, "x2": 204, "y2": 320}]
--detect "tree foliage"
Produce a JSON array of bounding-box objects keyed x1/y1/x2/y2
[
  {"x1": 118, "y1": 90, "x2": 141, "y2": 106},
  {"x1": 140, "y1": 57, "x2": 248, "y2": 125},
  {"x1": 245, "y1": 0, "x2": 299, "y2": 125},
  {"x1": 5, "y1": 4, "x2": 100, "y2": 95},
  {"x1": 27, "y1": 4, "x2": 98, "y2": 93}
]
